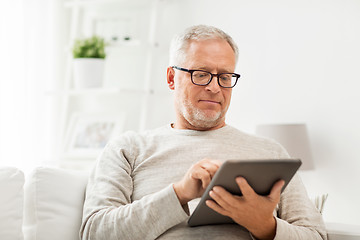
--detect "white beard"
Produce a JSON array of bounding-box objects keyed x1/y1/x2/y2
[{"x1": 178, "y1": 97, "x2": 223, "y2": 129}]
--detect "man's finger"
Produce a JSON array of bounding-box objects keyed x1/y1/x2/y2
[
  {"x1": 236, "y1": 177, "x2": 256, "y2": 196},
  {"x1": 268, "y1": 179, "x2": 285, "y2": 200},
  {"x1": 209, "y1": 186, "x2": 234, "y2": 209},
  {"x1": 209, "y1": 159, "x2": 223, "y2": 167},
  {"x1": 191, "y1": 168, "x2": 211, "y2": 189},
  {"x1": 199, "y1": 162, "x2": 219, "y2": 178}
]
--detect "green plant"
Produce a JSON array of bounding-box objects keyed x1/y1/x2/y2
[{"x1": 72, "y1": 36, "x2": 106, "y2": 59}]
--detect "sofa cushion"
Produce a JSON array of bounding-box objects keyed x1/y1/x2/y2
[
  {"x1": 23, "y1": 167, "x2": 89, "y2": 240},
  {"x1": 0, "y1": 167, "x2": 25, "y2": 240}
]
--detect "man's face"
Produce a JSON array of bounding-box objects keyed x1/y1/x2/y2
[{"x1": 167, "y1": 39, "x2": 236, "y2": 130}]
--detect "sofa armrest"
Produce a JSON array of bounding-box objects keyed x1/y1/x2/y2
[{"x1": 326, "y1": 222, "x2": 360, "y2": 240}]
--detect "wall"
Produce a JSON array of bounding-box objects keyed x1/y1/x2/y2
[
  {"x1": 151, "y1": 0, "x2": 360, "y2": 225},
  {"x1": 55, "y1": 0, "x2": 359, "y2": 225}
]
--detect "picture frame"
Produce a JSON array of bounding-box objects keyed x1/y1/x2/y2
[{"x1": 65, "y1": 112, "x2": 126, "y2": 158}]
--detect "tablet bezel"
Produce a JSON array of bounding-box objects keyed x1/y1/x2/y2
[{"x1": 187, "y1": 159, "x2": 302, "y2": 227}]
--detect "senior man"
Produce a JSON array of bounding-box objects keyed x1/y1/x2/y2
[{"x1": 80, "y1": 25, "x2": 327, "y2": 240}]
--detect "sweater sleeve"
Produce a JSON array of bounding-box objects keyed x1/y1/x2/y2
[
  {"x1": 273, "y1": 174, "x2": 328, "y2": 240},
  {"x1": 80, "y1": 137, "x2": 189, "y2": 240}
]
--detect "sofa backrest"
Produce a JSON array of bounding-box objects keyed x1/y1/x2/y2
[
  {"x1": 23, "y1": 167, "x2": 89, "y2": 240},
  {"x1": 0, "y1": 167, "x2": 25, "y2": 240}
]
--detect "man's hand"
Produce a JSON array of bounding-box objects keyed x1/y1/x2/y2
[
  {"x1": 173, "y1": 159, "x2": 222, "y2": 205},
  {"x1": 206, "y1": 177, "x2": 285, "y2": 240}
]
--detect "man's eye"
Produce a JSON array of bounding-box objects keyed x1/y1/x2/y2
[
  {"x1": 220, "y1": 74, "x2": 231, "y2": 81},
  {"x1": 194, "y1": 72, "x2": 209, "y2": 78}
]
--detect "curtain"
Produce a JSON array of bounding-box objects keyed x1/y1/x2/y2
[{"x1": 0, "y1": 0, "x2": 57, "y2": 173}]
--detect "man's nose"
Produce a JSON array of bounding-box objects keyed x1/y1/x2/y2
[{"x1": 205, "y1": 75, "x2": 221, "y2": 93}]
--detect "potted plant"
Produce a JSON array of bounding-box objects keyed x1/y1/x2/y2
[{"x1": 72, "y1": 36, "x2": 106, "y2": 89}]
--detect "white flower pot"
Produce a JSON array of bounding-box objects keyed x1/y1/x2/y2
[{"x1": 73, "y1": 58, "x2": 105, "y2": 89}]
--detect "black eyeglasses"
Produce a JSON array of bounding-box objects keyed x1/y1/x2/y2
[{"x1": 172, "y1": 66, "x2": 240, "y2": 88}]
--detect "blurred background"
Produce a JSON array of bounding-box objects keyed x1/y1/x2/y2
[{"x1": 0, "y1": 0, "x2": 359, "y2": 226}]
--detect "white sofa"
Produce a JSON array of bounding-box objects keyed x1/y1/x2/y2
[
  {"x1": 1, "y1": 167, "x2": 88, "y2": 240},
  {"x1": 0, "y1": 166, "x2": 359, "y2": 240}
]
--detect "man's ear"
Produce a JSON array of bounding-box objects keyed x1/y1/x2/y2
[{"x1": 167, "y1": 67, "x2": 175, "y2": 90}]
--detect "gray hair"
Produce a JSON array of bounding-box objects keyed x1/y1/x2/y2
[{"x1": 169, "y1": 25, "x2": 239, "y2": 66}]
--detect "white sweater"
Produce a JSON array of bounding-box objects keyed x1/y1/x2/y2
[{"x1": 80, "y1": 124, "x2": 327, "y2": 240}]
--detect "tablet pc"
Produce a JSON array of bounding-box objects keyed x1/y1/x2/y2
[{"x1": 187, "y1": 159, "x2": 302, "y2": 227}]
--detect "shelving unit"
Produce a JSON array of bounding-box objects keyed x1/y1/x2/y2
[
  {"x1": 46, "y1": 87, "x2": 151, "y2": 97},
  {"x1": 56, "y1": 0, "x2": 165, "y2": 168}
]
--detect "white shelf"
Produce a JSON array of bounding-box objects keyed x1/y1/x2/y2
[
  {"x1": 46, "y1": 88, "x2": 171, "y2": 97},
  {"x1": 64, "y1": 0, "x2": 150, "y2": 8},
  {"x1": 107, "y1": 39, "x2": 142, "y2": 48},
  {"x1": 46, "y1": 87, "x2": 153, "y2": 96}
]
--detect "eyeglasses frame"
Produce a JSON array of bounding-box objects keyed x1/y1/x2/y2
[{"x1": 171, "y1": 66, "x2": 240, "y2": 88}]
